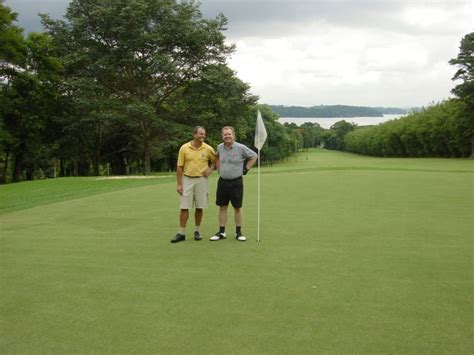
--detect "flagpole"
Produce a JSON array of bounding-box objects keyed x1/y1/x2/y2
[
  {"x1": 257, "y1": 146, "x2": 261, "y2": 243},
  {"x1": 254, "y1": 110, "x2": 267, "y2": 243}
]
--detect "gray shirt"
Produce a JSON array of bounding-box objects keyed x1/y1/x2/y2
[{"x1": 217, "y1": 142, "x2": 257, "y2": 179}]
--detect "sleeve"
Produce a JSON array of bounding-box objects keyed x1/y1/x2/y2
[
  {"x1": 241, "y1": 144, "x2": 257, "y2": 159},
  {"x1": 216, "y1": 143, "x2": 222, "y2": 157},
  {"x1": 209, "y1": 145, "x2": 217, "y2": 163},
  {"x1": 177, "y1": 145, "x2": 185, "y2": 167}
]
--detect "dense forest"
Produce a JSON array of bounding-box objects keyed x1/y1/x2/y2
[
  {"x1": 0, "y1": 0, "x2": 299, "y2": 183},
  {"x1": 270, "y1": 105, "x2": 409, "y2": 118},
  {"x1": 1, "y1": 1, "x2": 472, "y2": 184}
]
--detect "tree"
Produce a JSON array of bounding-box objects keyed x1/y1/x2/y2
[
  {"x1": 1, "y1": 32, "x2": 63, "y2": 182},
  {"x1": 0, "y1": 1, "x2": 26, "y2": 68},
  {"x1": 300, "y1": 122, "x2": 323, "y2": 148},
  {"x1": 254, "y1": 105, "x2": 295, "y2": 163},
  {"x1": 1, "y1": 1, "x2": 64, "y2": 182},
  {"x1": 0, "y1": 0, "x2": 27, "y2": 183},
  {"x1": 42, "y1": 0, "x2": 234, "y2": 174},
  {"x1": 327, "y1": 120, "x2": 356, "y2": 150},
  {"x1": 449, "y1": 32, "x2": 474, "y2": 157}
]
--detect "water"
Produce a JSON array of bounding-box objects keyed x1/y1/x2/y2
[{"x1": 278, "y1": 114, "x2": 404, "y2": 129}]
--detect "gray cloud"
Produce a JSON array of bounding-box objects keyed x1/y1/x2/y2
[
  {"x1": 4, "y1": 0, "x2": 472, "y2": 107},
  {"x1": 4, "y1": 0, "x2": 68, "y2": 32},
  {"x1": 199, "y1": 0, "x2": 465, "y2": 39}
]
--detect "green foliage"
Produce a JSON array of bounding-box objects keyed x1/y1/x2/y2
[
  {"x1": 450, "y1": 32, "x2": 474, "y2": 103},
  {"x1": 254, "y1": 104, "x2": 296, "y2": 162},
  {"x1": 344, "y1": 100, "x2": 472, "y2": 157},
  {"x1": 0, "y1": 1, "x2": 26, "y2": 67},
  {"x1": 323, "y1": 120, "x2": 356, "y2": 151},
  {"x1": 0, "y1": 31, "x2": 64, "y2": 182},
  {"x1": 1, "y1": 0, "x2": 298, "y2": 182},
  {"x1": 299, "y1": 121, "x2": 324, "y2": 148},
  {"x1": 449, "y1": 32, "x2": 474, "y2": 157},
  {"x1": 167, "y1": 64, "x2": 258, "y2": 146}
]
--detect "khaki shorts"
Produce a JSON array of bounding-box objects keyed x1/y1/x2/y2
[{"x1": 180, "y1": 176, "x2": 209, "y2": 209}]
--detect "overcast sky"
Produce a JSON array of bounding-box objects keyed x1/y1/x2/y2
[{"x1": 4, "y1": 0, "x2": 474, "y2": 108}]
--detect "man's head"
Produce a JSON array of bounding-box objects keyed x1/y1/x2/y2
[
  {"x1": 221, "y1": 126, "x2": 235, "y2": 146},
  {"x1": 193, "y1": 126, "x2": 206, "y2": 143}
]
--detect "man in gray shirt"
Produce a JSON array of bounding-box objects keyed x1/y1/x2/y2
[{"x1": 210, "y1": 126, "x2": 258, "y2": 242}]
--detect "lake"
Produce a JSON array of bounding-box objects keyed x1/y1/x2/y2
[{"x1": 278, "y1": 114, "x2": 404, "y2": 129}]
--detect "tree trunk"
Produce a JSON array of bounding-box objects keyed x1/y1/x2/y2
[
  {"x1": 73, "y1": 159, "x2": 78, "y2": 176},
  {"x1": 92, "y1": 125, "x2": 103, "y2": 176},
  {"x1": 12, "y1": 150, "x2": 25, "y2": 183},
  {"x1": 1, "y1": 150, "x2": 10, "y2": 184},
  {"x1": 92, "y1": 153, "x2": 100, "y2": 176},
  {"x1": 471, "y1": 132, "x2": 473, "y2": 158},
  {"x1": 141, "y1": 121, "x2": 151, "y2": 175},
  {"x1": 143, "y1": 149, "x2": 151, "y2": 175}
]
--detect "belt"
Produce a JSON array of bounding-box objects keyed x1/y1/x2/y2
[
  {"x1": 220, "y1": 176, "x2": 242, "y2": 181},
  {"x1": 184, "y1": 175, "x2": 202, "y2": 178}
]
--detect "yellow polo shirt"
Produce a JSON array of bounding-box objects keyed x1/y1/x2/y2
[{"x1": 177, "y1": 141, "x2": 216, "y2": 177}]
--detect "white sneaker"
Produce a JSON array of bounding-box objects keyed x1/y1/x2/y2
[
  {"x1": 210, "y1": 232, "x2": 226, "y2": 241},
  {"x1": 236, "y1": 235, "x2": 246, "y2": 242}
]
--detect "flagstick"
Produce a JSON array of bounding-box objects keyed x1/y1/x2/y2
[
  {"x1": 255, "y1": 109, "x2": 267, "y2": 243},
  {"x1": 257, "y1": 148, "x2": 261, "y2": 243}
]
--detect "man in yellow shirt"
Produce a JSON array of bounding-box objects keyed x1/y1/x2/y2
[{"x1": 171, "y1": 126, "x2": 216, "y2": 243}]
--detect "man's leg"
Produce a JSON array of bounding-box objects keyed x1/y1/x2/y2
[
  {"x1": 179, "y1": 209, "x2": 189, "y2": 232},
  {"x1": 219, "y1": 205, "x2": 228, "y2": 227},
  {"x1": 171, "y1": 209, "x2": 189, "y2": 243},
  {"x1": 234, "y1": 207, "x2": 243, "y2": 227},
  {"x1": 210, "y1": 205, "x2": 228, "y2": 240},
  {"x1": 195, "y1": 208, "x2": 203, "y2": 226},
  {"x1": 194, "y1": 208, "x2": 203, "y2": 240}
]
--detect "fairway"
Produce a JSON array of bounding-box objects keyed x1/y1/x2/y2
[{"x1": 1, "y1": 150, "x2": 473, "y2": 354}]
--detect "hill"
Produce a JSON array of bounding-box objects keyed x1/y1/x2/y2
[{"x1": 270, "y1": 105, "x2": 408, "y2": 117}]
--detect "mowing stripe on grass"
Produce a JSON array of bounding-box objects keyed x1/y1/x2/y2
[{"x1": 1, "y1": 150, "x2": 472, "y2": 353}]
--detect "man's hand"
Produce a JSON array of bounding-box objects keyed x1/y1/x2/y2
[
  {"x1": 203, "y1": 167, "x2": 214, "y2": 177},
  {"x1": 177, "y1": 184, "x2": 183, "y2": 195},
  {"x1": 243, "y1": 166, "x2": 249, "y2": 175}
]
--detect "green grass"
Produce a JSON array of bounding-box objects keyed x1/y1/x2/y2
[
  {"x1": 1, "y1": 150, "x2": 473, "y2": 353},
  {"x1": 0, "y1": 174, "x2": 174, "y2": 214}
]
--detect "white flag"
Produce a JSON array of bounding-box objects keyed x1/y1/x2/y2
[{"x1": 254, "y1": 110, "x2": 268, "y2": 150}]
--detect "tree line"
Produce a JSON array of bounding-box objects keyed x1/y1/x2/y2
[
  {"x1": 1, "y1": 1, "x2": 471, "y2": 184},
  {"x1": 271, "y1": 105, "x2": 409, "y2": 118},
  {"x1": 294, "y1": 33, "x2": 474, "y2": 158},
  {"x1": 0, "y1": 0, "x2": 299, "y2": 183}
]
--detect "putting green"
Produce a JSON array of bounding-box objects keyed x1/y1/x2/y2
[{"x1": 1, "y1": 150, "x2": 472, "y2": 353}]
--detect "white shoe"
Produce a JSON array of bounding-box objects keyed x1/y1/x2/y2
[
  {"x1": 210, "y1": 232, "x2": 226, "y2": 241},
  {"x1": 236, "y1": 235, "x2": 246, "y2": 242}
]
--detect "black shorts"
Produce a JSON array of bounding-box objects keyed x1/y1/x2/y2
[{"x1": 216, "y1": 177, "x2": 243, "y2": 208}]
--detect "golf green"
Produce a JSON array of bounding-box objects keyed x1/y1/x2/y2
[{"x1": 1, "y1": 150, "x2": 472, "y2": 353}]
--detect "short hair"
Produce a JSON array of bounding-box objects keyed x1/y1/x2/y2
[
  {"x1": 221, "y1": 126, "x2": 235, "y2": 135},
  {"x1": 193, "y1": 126, "x2": 205, "y2": 134}
]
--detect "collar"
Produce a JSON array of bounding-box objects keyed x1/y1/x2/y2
[{"x1": 189, "y1": 141, "x2": 204, "y2": 150}]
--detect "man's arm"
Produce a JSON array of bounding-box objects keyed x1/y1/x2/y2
[
  {"x1": 242, "y1": 144, "x2": 258, "y2": 174},
  {"x1": 176, "y1": 166, "x2": 184, "y2": 194},
  {"x1": 243, "y1": 156, "x2": 257, "y2": 175},
  {"x1": 246, "y1": 156, "x2": 258, "y2": 170},
  {"x1": 203, "y1": 148, "x2": 218, "y2": 177}
]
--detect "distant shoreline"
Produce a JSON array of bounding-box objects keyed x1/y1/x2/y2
[
  {"x1": 278, "y1": 114, "x2": 404, "y2": 129},
  {"x1": 270, "y1": 104, "x2": 409, "y2": 118}
]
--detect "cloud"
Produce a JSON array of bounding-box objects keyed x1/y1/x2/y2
[
  {"x1": 210, "y1": 0, "x2": 473, "y2": 106},
  {"x1": 4, "y1": 0, "x2": 473, "y2": 107}
]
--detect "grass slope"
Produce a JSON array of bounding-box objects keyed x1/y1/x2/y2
[
  {"x1": 0, "y1": 175, "x2": 174, "y2": 215},
  {"x1": 1, "y1": 150, "x2": 473, "y2": 353}
]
